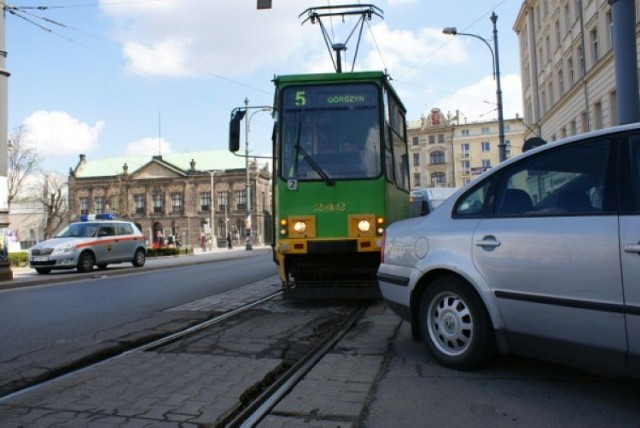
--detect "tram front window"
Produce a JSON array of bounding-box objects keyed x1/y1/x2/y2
[{"x1": 281, "y1": 83, "x2": 381, "y2": 181}]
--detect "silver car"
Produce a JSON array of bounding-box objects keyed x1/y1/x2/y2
[
  {"x1": 29, "y1": 220, "x2": 147, "y2": 274},
  {"x1": 378, "y1": 123, "x2": 640, "y2": 379}
]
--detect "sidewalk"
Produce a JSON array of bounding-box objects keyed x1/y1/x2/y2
[{"x1": 1, "y1": 245, "x2": 271, "y2": 290}]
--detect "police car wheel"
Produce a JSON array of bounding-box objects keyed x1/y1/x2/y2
[
  {"x1": 132, "y1": 248, "x2": 145, "y2": 267},
  {"x1": 77, "y1": 252, "x2": 95, "y2": 273}
]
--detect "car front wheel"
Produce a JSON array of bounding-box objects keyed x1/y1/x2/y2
[
  {"x1": 418, "y1": 275, "x2": 495, "y2": 370},
  {"x1": 77, "y1": 252, "x2": 95, "y2": 273},
  {"x1": 132, "y1": 248, "x2": 145, "y2": 267}
]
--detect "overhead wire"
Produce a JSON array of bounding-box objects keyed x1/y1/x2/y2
[{"x1": 4, "y1": 2, "x2": 272, "y2": 112}]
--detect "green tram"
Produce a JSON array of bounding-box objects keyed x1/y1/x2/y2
[{"x1": 271, "y1": 71, "x2": 411, "y2": 299}]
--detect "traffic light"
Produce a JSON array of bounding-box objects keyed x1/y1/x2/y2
[{"x1": 229, "y1": 109, "x2": 246, "y2": 152}]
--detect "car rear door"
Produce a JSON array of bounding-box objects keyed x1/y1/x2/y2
[
  {"x1": 470, "y1": 136, "x2": 627, "y2": 371},
  {"x1": 619, "y1": 133, "x2": 640, "y2": 378}
]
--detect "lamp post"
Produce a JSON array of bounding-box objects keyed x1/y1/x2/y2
[
  {"x1": 242, "y1": 97, "x2": 272, "y2": 251},
  {"x1": 443, "y1": 11, "x2": 506, "y2": 162},
  {"x1": 209, "y1": 170, "x2": 215, "y2": 247}
]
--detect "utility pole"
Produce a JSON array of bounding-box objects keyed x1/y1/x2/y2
[{"x1": 0, "y1": 6, "x2": 12, "y2": 280}]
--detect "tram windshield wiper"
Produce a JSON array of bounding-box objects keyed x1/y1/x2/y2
[{"x1": 294, "y1": 143, "x2": 335, "y2": 186}]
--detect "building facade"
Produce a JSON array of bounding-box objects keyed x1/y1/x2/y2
[
  {"x1": 67, "y1": 151, "x2": 272, "y2": 249},
  {"x1": 514, "y1": 0, "x2": 623, "y2": 142},
  {"x1": 408, "y1": 107, "x2": 526, "y2": 189}
]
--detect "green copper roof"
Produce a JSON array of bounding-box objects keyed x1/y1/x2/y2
[{"x1": 74, "y1": 150, "x2": 248, "y2": 178}]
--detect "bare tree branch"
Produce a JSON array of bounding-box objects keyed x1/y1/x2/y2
[
  {"x1": 39, "y1": 173, "x2": 67, "y2": 239},
  {"x1": 8, "y1": 126, "x2": 42, "y2": 205}
]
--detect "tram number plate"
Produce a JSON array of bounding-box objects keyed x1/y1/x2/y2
[{"x1": 287, "y1": 179, "x2": 298, "y2": 190}]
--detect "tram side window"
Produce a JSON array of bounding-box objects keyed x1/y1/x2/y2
[{"x1": 388, "y1": 95, "x2": 409, "y2": 191}]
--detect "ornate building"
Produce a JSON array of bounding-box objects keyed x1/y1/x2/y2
[
  {"x1": 408, "y1": 108, "x2": 526, "y2": 189},
  {"x1": 67, "y1": 150, "x2": 272, "y2": 248}
]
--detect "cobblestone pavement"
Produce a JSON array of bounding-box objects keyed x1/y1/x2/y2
[{"x1": 0, "y1": 268, "x2": 402, "y2": 426}]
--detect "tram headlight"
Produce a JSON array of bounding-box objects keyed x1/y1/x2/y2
[
  {"x1": 376, "y1": 217, "x2": 384, "y2": 235},
  {"x1": 357, "y1": 220, "x2": 371, "y2": 232},
  {"x1": 293, "y1": 221, "x2": 307, "y2": 233}
]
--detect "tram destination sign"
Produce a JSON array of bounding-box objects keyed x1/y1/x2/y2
[{"x1": 284, "y1": 84, "x2": 378, "y2": 110}]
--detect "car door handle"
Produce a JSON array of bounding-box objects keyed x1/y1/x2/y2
[
  {"x1": 475, "y1": 236, "x2": 501, "y2": 249},
  {"x1": 623, "y1": 243, "x2": 640, "y2": 253}
]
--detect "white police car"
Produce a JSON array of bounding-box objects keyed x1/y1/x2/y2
[{"x1": 29, "y1": 216, "x2": 146, "y2": 274}]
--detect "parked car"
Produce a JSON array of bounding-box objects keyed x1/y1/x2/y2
[
  {"x1": 29, "y1": 219, "x2": 146, "y2": 274},
  {"x1": 410, "y1": 187, "x2": 459, "y2": 216},
  {"x1": 378, "y1": 123, "x2": 640, "y2": 379}
]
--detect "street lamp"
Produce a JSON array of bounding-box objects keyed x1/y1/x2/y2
[
  {"x1": 208, "y1": 170, "x2": 216, "y2": 248},
  {"x1": 443, "y1": 11, "x2": 506, "y2": 162},
  {"x1": 243, "y1": 97, "x2": 272, "y2": 251}
]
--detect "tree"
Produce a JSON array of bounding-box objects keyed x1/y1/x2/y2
[
  {"x1": 39, "y1": 173, "x2": 67, "y2": 239},
  {"x1": 8, "y1": 126, "x2": 41, "y2": 206}
]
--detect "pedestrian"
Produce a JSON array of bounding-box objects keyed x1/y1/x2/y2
[
  {"x1": 199, "y1": 232, "x2": 207, "y2": 252},
  {"x1": 227, "y1": 233, "x2": 233, "y2": 249}
]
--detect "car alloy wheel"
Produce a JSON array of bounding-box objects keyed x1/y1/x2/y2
[{"x1": 418, "y1": 275, "x2": 495, "y2": 369}]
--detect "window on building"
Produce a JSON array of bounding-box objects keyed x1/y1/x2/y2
[
  {"x1": 505, "y1": 140, "x2": 512, "y2": 159},
  {"x1": 134, "y1": 195, "x2": 145, "y2": 214},
  {"x1": 428, "y1": 135, "x2": 436, "y2": 144},
  {"x1": 590, "y1": 27, "x2": 599, "y2": 64},
  {"x1": 524, "y1": 63, "x2": 530, "y2": 88},
  {"x1": 606, "y1": 11, "x2": 613, "y2": 50},
  {"x1": 200, "y1": 192, "x2": 211, "y2": 211},
  {"x1": 413, "y1": 173, "x2": 420, "y2": 187},
  {"x1": 545, "y1": 35, "x2": 551, "y2": 63},
  {"x1": 541, "y1": 88, "x2": 547, "y2": 114},
  {"x1": 461, "y1": 129, "x2": 470, "y2": 136},
  {"x1": 558, "y1": 67, "x2": 564, "y2": 95},
  {"x1": 438, "y1": 133, "x2": 445, "y2": 143},
  {"x1": 153, "y1": 193, "x2": 163, "y2": 214},
  {"x1": 95, "y1": 196, "x2": 104, "y2": 215},
  {"x1": 561, "y1": 127, "x2": 567, "y2": 138},
  {"x1": 594, "y1": 101, "x2": 603, "y2": 129},
  {"x1": 570, "y1": 120, "x2": 577, "y2": 135},
  {"x1": 564, "y1": 3, "x2": 571, "y2": 32},
  {"x1": 481, "y1": 127, "x2": 490, "y2": 134},
  {"x1": 431, "y1": 172, "x2": 446, "y2": 186},
  {"x1": 610, "y1": 90, "x2": 618, "y2": 126},
  {"x1": 555, "y1": 19, "x2": 561, "y2": 46},
  {"x1": 538, "y1": 46, "x2": 544, "y2": 71},
  {"x1": 79, "y1": 197, "x2": 89, "y2": 214},
  {"x1": 578, "y1": 45, "x2": 584, "y2": 76},
  {"x1": 548, "y1": 81, "x2": 554, "y2": 106},
  {"x1": 481, "y1": 142, "x2": 490, "y2": 152},
  {"x1": 412, "y1": 136, "x2": 419, "y2": 146},
  {"x1": 171, "y1": 193, "x2": 183, "y2": 214},
  {"x1": 218, "y1": 191, "x2": 228, "y2": 211},
  {"x1": 413, "y1": 153, "x2": 420, "y2": 166},
  {"x1": 430, "y1": 151, "x2": 445, "y2": 165},
  {"x1": 581, "y1": 111, "x2": 588, "y2": 132},
  {"x1": 460, "y1": 143, "x2": 470, "y2": 158},
  {"x1": 236, "y1": 190, "x2": 247, "y2": 211},
  {"x1": 568, "y1": 57, "x2": 574, "y2": 86},
  {"x1": 461, "y1": 160, "x2": 470, "y2": 175},
  {"x1": 482, "y1": 159, "x2": 492, "y2": 169}
]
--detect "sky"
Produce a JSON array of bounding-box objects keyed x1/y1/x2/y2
[{"x1": 4, "y1": 0, "x2": 524, "y2": 174}]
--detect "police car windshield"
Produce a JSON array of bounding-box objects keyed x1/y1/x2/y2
[{"x1": 55, "y1": 222, "x2": 100, "y2": 238}]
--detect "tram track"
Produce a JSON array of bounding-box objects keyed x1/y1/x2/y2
[
  {"x1": 0, "y1": 290, "x2": 283, "y2": 403},
  {"x1": 222, "y1": 305, "x2": 367, "y2": 427}
]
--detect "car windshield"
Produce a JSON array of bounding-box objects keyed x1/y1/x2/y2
[{"x1": 55, "y1": 222, "x2": 100, "y2": 238}]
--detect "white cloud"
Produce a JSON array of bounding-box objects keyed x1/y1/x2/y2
[
  {"x1": 363, "y1": 23, "x2": 468, "y2": 76},
  {"x1": 432, "y1": 74, "x2": 523, "y2": 122},
  {"x1": 101, "y1": 1, "x2": 313, "y2": 77},
  {"x1": 125, "y1": 137, "x2": 172, "y2": 156},
  {"x1": 21, "y1": 111, "x2": 104, "y2": 157}
]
